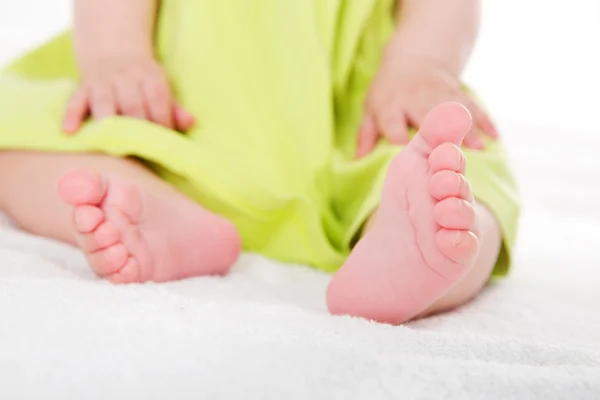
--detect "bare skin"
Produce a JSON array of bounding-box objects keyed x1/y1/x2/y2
[
  {"x1": 326, "y1": 0, "x2": 504, "y2": 323},
  {"x1": 64, "y1": 0, "x2": 194, "y2": 133},
  {"x1": 358, "y1": 0, "x2": 497, "y2": 156},
  {"x1": 327, "y1": 103, "x2": 502, "y2": 324},
  {"x1": 362, "y1": 203, "x2": 501, "y2": 320},
  {"x1": 0, "y1": 153, "x2": 241, "y2": 283}
]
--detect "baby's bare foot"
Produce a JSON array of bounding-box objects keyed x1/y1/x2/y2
[
  {"x1": 328, "y1": 102, "x2": 480, "y2": 324},
  {"x1": 57, "y1": 169, "x2": 241, "y2": 283}
]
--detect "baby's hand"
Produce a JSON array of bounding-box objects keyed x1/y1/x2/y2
[
  {"x1": 63, "y1": 56, "x2": 195, "y2": 134},
  {"x1": 357, "y1": 52, "x2": 498, "y2": 157}
]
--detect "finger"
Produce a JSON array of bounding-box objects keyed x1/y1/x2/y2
[
  {"x1": 356, "y1": 114, "x2": 379, "y2": 158},
  {"x1": 63, "y1": 88, "x2": 90, "y2": 134},
  {"x1": 462, "y1": 127, "x2": 485, "y2": 150},
  {"x1": 405, "y1": 105, "x2": 429, "y2": 130},
  {"x1": 379, "y1": 110, "x2": 410, "y2": 146},
  {"x1": 463, "y1": 98, "x2": 499, "y2": 139},
  {"x1": 173, "y1": 103, "x2": 196, "y2": 132},
  {"x1": 142, "y1": 80, "x2": 173, "y2": 129},
  {"x1": 114, "y1": 78, "x2": 147, "y2": 120},
  {"x1": 89, "y1": 83, "x2": 117, "y2": 120}
]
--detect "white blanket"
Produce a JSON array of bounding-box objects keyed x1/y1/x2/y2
[{"x1": 1, "y1": 1, "x2": 600, "y2": 399}]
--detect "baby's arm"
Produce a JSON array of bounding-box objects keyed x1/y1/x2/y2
[
  {"x1": 357, "y1": 0, "x2": 496, "y2": 156},
  {"x1": 64, "y1": 0, "x2": 194, "y2": 133},
  {"x1": 74, "y1": 0, "x2": 156, "y2": 69},
  {"x1": 390, "y1": 0, "x2": 480, "y2": 77}
]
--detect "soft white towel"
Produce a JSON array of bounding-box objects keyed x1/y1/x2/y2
[{"x1": 1, "y1": 122, "x2": 599, "y2": 399}]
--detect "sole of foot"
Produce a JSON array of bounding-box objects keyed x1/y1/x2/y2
[{"x1": 327, "y1": 102, "x2": 480, "y2": 324}]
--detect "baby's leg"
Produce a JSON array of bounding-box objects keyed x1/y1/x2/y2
[
  {"x1": 327, "y1": 103, "x2": 502, "y2": 324},
  {"x1": 0, "y1": 151, "x2": 241, "y2": 283}
]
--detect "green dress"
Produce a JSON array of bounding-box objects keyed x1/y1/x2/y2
[{"x1": 0, "y1": 0, "x2": 519, "y2": 274}]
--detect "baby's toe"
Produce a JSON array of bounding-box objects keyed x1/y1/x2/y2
[
  {"x1": 78, "y1": 221, "x2": 121, "y2": 253},
  {"x1": 434, "y1": 197, "x2": 476, "y2": 230},
  {"x1": 58, "y1": 168, "x2": 106, "y2": 206},
  {"x1": 430, "y1": 170, "x2": 473, "y2": 201},
  {"x1": 105, "y1": 257, "x2": 141, "y2": 284},
  {"x1": 74, "y1": 205, "x2": 104, "y2": 233},
  {"x1": 429, "y1": 142, "x2": 466, "y2": 174},
  {"x1": 88, "y1": 243, "x2": 129, "y2": 277},
  {"x1": 436, "y1": 229, "x2": 479, "y2": 265}
]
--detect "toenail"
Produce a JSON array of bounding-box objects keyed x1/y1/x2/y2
[
  {"x1": 456, "y1": 173, "x2": 462, "y2": 194},
  {"x1": 452, "y1": 231, "x2": 463, "y2": 247}
]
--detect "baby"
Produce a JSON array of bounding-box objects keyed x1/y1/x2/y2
[{"x1": 0, "y1": 0, "x2": 518, "y2": 324}]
